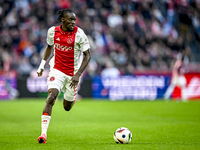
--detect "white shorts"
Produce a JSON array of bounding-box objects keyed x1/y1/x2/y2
[
  {"x1": 47, "y1": 68, "x2": 79, "y2": 102},
  {"x1": 171, "y1": 76, "x2": 186, "y2": 87}
]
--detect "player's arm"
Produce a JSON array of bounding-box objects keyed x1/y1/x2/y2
[
  {"x1": 76, "y1": 49, "x2": 91, "y2": 76},
  {"x1": 173, "y1": 60, "x2": 181, "y2": 71},
  {"x1": 70, "y1": 49, "x2": 91, "y2": 88},
  {"x1": 37, "y1": 44, "x2": 54, "y2": 77}
]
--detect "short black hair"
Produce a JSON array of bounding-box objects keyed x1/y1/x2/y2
[{"x1": 57, "y1": 9, "x2": 74, "y2": 23}]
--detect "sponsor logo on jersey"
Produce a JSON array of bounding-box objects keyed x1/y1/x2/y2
[{"x1": 54, "y1": 43, "x2": 73, "y2": 51}]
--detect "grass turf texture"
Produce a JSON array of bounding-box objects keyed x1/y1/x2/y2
[{"x1": 0, "y1": 99, "x2": 200, "y2": 150}]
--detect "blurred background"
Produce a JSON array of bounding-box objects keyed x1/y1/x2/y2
[{"x1": 0, "y1": 0, "x2": 200, "y2": 100}]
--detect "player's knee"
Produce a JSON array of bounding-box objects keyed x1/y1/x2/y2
[
  {"x1": 63, "y1": 99, "x2": 74, "y2": 111},
  {"x1": 63, "y1": 102, "x2": 73, "y2": 111},
  {"x1": 47, "y1": 95, "x2": 56, "y2": 103},
  {"x1": 64, "y1": 105, "x2": 72, "y2": 111},
  {"x1": 46, "y1": 93, "x2": 58, "y2": 105}
]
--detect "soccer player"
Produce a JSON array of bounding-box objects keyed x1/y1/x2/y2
[
  {"x1": 164, "y1": 52, "x2": 187, "y2": 101},
  {"x1": 36, "y1": 9, "x2": 91, "y2": 144}
]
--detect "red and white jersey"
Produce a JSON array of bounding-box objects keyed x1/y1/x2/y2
[{"x1": 47, "y1": 25, "x2": 90, "y2": 76}]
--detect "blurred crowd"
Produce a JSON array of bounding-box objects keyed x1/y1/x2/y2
[{"x1": 0, "y1": 0, "x2": 200, "y2": 78}]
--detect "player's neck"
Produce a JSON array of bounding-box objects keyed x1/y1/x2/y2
[{"x1": 61, "y1": 25, "x2": 67, "y2": 32}]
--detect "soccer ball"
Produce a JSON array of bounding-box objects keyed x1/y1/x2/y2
[{"x1": 113, "y1": 127, "x2": 132, "y2": 144}]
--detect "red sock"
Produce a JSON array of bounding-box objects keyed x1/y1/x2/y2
[{"x1": 43, "y1": 112, "x2": 49, "y2": 116}]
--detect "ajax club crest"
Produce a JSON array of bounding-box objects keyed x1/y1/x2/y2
[{"x1": 67, "y1": 38, "x2": 73, "y2": 44}]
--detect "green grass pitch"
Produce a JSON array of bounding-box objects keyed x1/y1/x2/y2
[{"x1": 0, "y1": 99, "x2": 200, "y2": 150}]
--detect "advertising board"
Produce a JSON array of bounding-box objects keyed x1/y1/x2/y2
[
  {"x1": 0, "y1": 71, "x2": 17, "y2": 100},
  {"x1": 92, "y1": 75, "x2": 169, "y2": 100},
  {"x1": 92, "y1": 74, "x2": 200, "y2": 100}
]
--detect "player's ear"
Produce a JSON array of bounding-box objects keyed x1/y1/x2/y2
[{"x1": 61, "y1": 17, "x2": 65, "y2": 23}]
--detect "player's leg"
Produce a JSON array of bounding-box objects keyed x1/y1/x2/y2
[
  {"x1": 164, "y1": 84, "x2": 175, "y2": 99},
  {"x1": 43, "y1": 88, "x2": 59, "y2": 115},
  {"x1": 164, "y1": 78, "x2": 176, "y2": 99},
  {"x1": 62, "y1": 77, "x2": 79, "y2": 111},
  {"x1": 181, "y1": 86, "x2": 187, "y2": 101},
  {"x1": 62, "y1": 92, "x2": 76, "y2": 111},
  {"x1": 179, "y1": 76, "x2": 187, "y2": 101},
  {"x1": 38, "y1": 69, "x2": 64, "y2": 144},
  {"x1": 38, "y1": 88, "x2": 59, "y2": 144}
]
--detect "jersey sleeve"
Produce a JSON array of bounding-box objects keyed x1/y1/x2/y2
[
  {"x1": 79, "y1": 29, "x2": 90, "y2": 52},
  {"x1": 46, "y1": 26, "x2": 55, "y2": 46}
]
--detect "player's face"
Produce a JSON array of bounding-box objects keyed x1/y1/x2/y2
[{"x1": 62, "y1": 12, "x2": 76, "y2": 32}]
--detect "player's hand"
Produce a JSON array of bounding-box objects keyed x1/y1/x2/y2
[
  {"x1": 37, "y1": 68, "x2": 44, "y2": 77},
  {"x1": 70, "y1": 74, "x2": 80, "y2": 88}
]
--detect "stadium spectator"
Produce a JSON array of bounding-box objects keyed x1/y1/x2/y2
[
  {"x1": 101, "y1": 60, "x2": 120, "y2": 78},
  {"x1": 36, "y1": 9, "x2": 91, "y2": 144},
  {"x1": 0, "y1": 0, "x2": 200, "y2": 77}
]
